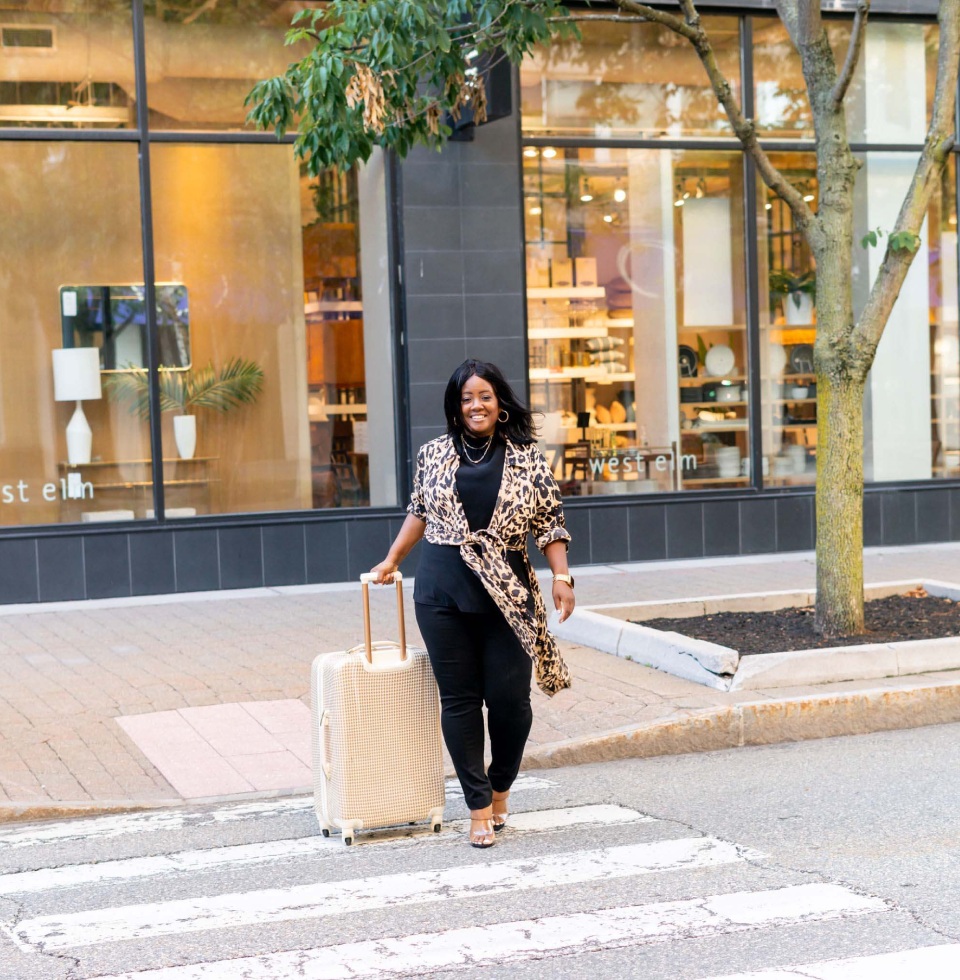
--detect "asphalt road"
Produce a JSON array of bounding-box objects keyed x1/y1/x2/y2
[{"x1": 1, "y1": 723, "x2": 959, "y2": 979}]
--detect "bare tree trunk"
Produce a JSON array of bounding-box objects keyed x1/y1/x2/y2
[{"x1": 814, "y1": 371, "x2": 866, "y2": 635}]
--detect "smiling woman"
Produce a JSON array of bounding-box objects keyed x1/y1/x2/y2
[{"x1": 370, "y1": 358, "x2": 575, "y2": 850}]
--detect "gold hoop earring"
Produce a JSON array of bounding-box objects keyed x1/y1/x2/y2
[{"x1": 498, "y1": 410, "x2": 509, "y2": 423}]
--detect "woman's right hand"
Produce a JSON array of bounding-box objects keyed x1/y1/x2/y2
[{"x1": 369, "y1": 560, "x2": 399, "y2": 584}]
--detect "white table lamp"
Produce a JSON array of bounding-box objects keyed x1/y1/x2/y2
[{"x1": 52, "y1": 347, "x2": 103, "y2": 465}]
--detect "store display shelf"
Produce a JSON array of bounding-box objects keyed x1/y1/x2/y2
[
  {"x1": 774, "y1": 398, "x2": 817, "y2": 404},
  {"x1": 682, "y1": 476, "x2": 750, "y2": 485},
  {"x1": 781, "y1": 372, "x2": 816, "y2": 381},
  {"x1": 527, "y1": 287, "x2": 606, "y2": 300},
  {"x1": 563, "y1": 423, "x2": 638, "y2": 432},
  {"x1": 685, "y1": 400, "x2": 748, "y2": 408},
  {"x1": 680, "y1": 375, "x2": 747, "y2": 386},
  {"x1": 530, "y1": 368, "x2": 635, "y2": 382},
  {"x1": 304, "y1": 300, "x2": 363, "y2": 315},
  {"x1": 679, "y1": 324, "x2": 748, "y2": 332},
  {"x1": 687, "y1": 423, "x2": 748, "y2": 432},
  {"x1": 528, "y1": 327, "x2": 609, "y2": 340}
]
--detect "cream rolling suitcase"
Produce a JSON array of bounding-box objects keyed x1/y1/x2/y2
[{"x1": 311, "y1": 573, "x2": 445, "y2": 845}]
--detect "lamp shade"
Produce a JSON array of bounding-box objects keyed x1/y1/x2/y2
[{"x1": 52, "y1": 347, "x2": 102, "y2": 402}]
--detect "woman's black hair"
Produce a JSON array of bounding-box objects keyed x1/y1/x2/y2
[{"x1": 443, "y1": 359, "x2": 536, "y2": 445}]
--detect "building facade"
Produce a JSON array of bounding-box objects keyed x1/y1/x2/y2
[{"x1": 0, "y1": 0, "x2": 953, "y2": 604}]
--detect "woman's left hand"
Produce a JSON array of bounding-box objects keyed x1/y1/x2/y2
[{"x1": 552, "y1": 580, "x2": 575, "y2": 623}]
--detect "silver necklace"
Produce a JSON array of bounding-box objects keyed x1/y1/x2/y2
[{"x1": 460, "y1": 433, "x2": 494, "y2": 464}]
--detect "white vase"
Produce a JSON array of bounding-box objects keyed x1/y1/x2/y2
[
  {"x1": 784, "y1": 292, "x2": 814, "y2": 325},
  {"x1": 173, "y1": 414, "x2": 197, "y2": 459}
]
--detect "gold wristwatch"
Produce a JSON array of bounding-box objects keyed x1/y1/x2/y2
[{"x1": 553, "y1": 574, "x2": 575, "y2": 588}]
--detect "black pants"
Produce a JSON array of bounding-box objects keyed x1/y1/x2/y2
[{"x1": 415, "y1": 602, "x2": 533, "y2": 812}]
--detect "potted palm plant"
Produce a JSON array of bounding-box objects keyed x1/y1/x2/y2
[
  {"x1": 105, "y1": 358, "x2": 264, "y2": 459},
  {"x1": 769, "y1": 269, "x2": 816, "y2": 326}
]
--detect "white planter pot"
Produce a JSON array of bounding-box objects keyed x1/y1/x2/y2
[
  {"x1": 784, "y1": 292, "x2": 814, "y2": 325},
  {"x1": 173, "y1": 414, "x2": 197, "y2": 460}
]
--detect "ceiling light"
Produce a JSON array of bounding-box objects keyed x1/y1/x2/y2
[
  {"x1": 580, "y1": 193, "x2": 593, "y2": 202},
  {"x1": 682, "y1": 191, "x2": 690, "y2": 199},
  {"x1": 603, "y1": 214, "x2": 614, "y2": 223},
  {"x1": 803, "y1": 193, "x2": 815, "y2": 202},
  {"x1": 674, "y1": 199, "x2": 684, "y2": 208},
  {"x1": 529, "y1": 206, "x2": 542, "y2": 215},
  {"x1": 542, "y1": 147, "x2": 557, "y2": 159},
  {"x1": 613, "y1": 188, "x2": 627, "y2": 203},
  {"x1": 765, "y1": 202, "x2": 773, "y2": 210},
  {"x1": 523, "y1": 147, "x2": 538, "y2": 158}
]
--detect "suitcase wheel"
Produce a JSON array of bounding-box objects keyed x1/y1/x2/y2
[
  {"x1": 321, "y1": 828, "x2": 330, "y2": 838},
  {"x1": 343, "y1": 834, "x2": 354, "y2": 846},
  {"x1": 432, "y1": 822, "x2": 442, "y2": 834}
]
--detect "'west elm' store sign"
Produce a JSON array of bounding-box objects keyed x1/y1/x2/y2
[{"x1": 1, "y1": 474, "x2": 93, "y2": 504}]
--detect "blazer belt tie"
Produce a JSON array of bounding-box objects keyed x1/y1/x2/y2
[{"x1": 460, "y1": 528, "x2": 530, "y2": 608}]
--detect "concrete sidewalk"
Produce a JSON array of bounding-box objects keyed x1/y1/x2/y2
[{"x1": 3, "y1": 543, "x2": 960, "y2": 823}]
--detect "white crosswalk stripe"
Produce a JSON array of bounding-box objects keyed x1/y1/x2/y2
[
  {"x1": 8, "y1": 834, "x2": 751, "y2": 950},
  {"x1": 0, "y1": 788, "x2": 937, "y2": 980},
  {"x1": 88, "y1": 884, "x2": 885, "y2": 980},
  {"x1": 0, "y1": 804, "x2": 649, "y2": 896},
  {"x1": 695, "y1": 943, "x2": 960, "y2": 978},
  {"x1": 0, "y1": 774, "x2": 557, "y2": 850}
]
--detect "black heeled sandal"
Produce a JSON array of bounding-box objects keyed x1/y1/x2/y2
[{"x1": 492, "y1": 790, "x2": 509, "y2": 833}]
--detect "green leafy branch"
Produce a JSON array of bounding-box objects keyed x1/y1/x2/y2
[
  {"x1": 104, "y1": 358, "x2": 264, "y2": 420},
  {"x1": 860, "y1": 227, "x2": 921, "y2": 253},
  {"x1": 244, "y1": 0, "x2": 578, "y2": 174}
]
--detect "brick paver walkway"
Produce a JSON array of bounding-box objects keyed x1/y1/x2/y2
[{"x1": 1, "y1": 543, "x2": 959, "y2": 812}]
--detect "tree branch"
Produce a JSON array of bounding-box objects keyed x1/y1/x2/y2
[
  {"x1": 613, "y1": 0, "x2": 820, "y2": 243},
  {"x1": 831, "y1": 0, "x2": 870, "y2": 106},
  {"x1": 853, "y1": 0, "x2": 960, "y2": 357}
]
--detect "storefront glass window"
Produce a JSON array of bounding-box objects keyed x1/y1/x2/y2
[
  {"x1": 524, "y1": 147, "x2": 750, "y2": 495},
  {"x1": 520, "y1": 16, "x2": 740, "y2": 140},
  {"x1": 0, "y1": 142, "x2": 152, "y2": 525},
  {"x1": 143, "y1": 0, "x2": 309, "y2": 131},
  {"x1": 0, "y1": 0, "x2": 134, "y2": 129},
  {"x1": 757, "y1": 152, "x2": 818, "y2": 487},
  {"x1": 146, "y1": 143, "x2": 394, "y2": 516},
  {"x1": 753, "y1": 18, "x2": 937, "y2": 143},
  {"x1": 856, "y1": 153, "x2": 958, "y2": 483}
]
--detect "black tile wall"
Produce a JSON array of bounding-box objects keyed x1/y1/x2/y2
[
  {"x1": 589, "y1": 507, "x2": 630, "y2": 565},
  {"x1": 129, "y1": 532, "x2": 176, "y2": 596},
  {"x1": 306, "y1": 522, "x2": 349, "y2": 583},
  {"x1": 38, "y1": 536, "x2": 85, "y2": 602},
  {"x1": 345, "y1": 519, "x2": 394, "y2": 580},
  {"x1": 0, "y1": 538, "x2": 39, "y2": 604},
  {"x1": 863, "y1": 493, "x2": 883, "y2": 547},
  {"x1": 464, "y1": 294, "x2": 525, "y2": 339},
  {"x1": 666, "y1": 503, "x2": 705, "y2": 559},
  {"x1": 409, "y1": 383, "x2": 449, "y2": 431},
  {"x1": 950, "y1": 488, "x2": 960, "y2": 541},
  {"x1": 703, "y1": 501, "x2": 740, "y2": 557},
  {"x1": 628, "y1": 504, "x2": 667, "y2": 561},
  {"x1": 460, "y1": 163, "x2": 521, "y2": 206},
  {"x1": 561, "y1": 507, "x2": 592, "y2": 567},
  {"x1": 407, "y1": 338, "x2": 468, "y2": 385},
  {"x1": 776, "y1": 496, "x2": 814, "y2": 552},
  {"x1": 880, "y1": 491, "x2": 917, "y2": 546},
  {"x1": 174, "y1": 528, "x2": 220, "y2": 593},
  {"x1": 218, "y1": 527, "x2": 264, "y2": 590},
  {"x1": 462, "y1": 250, "x2": 524, "y2": 295},
  {"x1": 403, "y1": 207, "x2": 462, "y2": 252},
  {"x1": 406, "y1": 295, "x2": 466, "y2": 340},
  {"x1": 460, "y1": 207, "x2": 522, "y2": 251},
  {"x1": 739, "y1": 499, "x2": 777, "y2": 555},
  {"x1": 404, "y1": 251, "x2": 464, "y2": 296},
  {"x1": 402, "y1": 162, "x2": 461, "y2": 207},
  {"x1": 262, "y1": 524, "x2": 307, "y2": 587},
  {"x1": 84, "y1": 534, "x2": 131, "y2": 600},
  {"x1": 916, "y1": 489, "x2": 949, "y2": 544}
]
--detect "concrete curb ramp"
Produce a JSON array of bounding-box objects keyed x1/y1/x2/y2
[
  {"x1": 523, "y1": 681, "x2": 960, "y2": 770},
  {"x1": 553, "y1": 579, "x2": 960, "y2": 691}
]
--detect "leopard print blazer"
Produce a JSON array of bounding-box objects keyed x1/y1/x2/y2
[{"x1": 408, "y1": 434, "x2": 572, "y2": 697}]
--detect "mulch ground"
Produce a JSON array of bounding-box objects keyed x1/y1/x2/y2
[{"x1": 636, "y1": 590, "x2": 960, "y2": 654}]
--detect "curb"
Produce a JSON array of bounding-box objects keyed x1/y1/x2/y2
[
  {"x1": 521, "y1": 681, "x2": 960, "y2": 770},
  {"x1": 5, "y1": 685, "x2": 960, "y2": 826}
]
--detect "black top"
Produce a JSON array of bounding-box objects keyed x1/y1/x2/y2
[{"x1": 414, "y1": 437, "x2": 530, "y2": 612}]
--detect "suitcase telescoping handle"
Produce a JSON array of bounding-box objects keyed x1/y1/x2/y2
[{"x1": 358, "y1": 572, "x2": 407, "y2": 664}]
